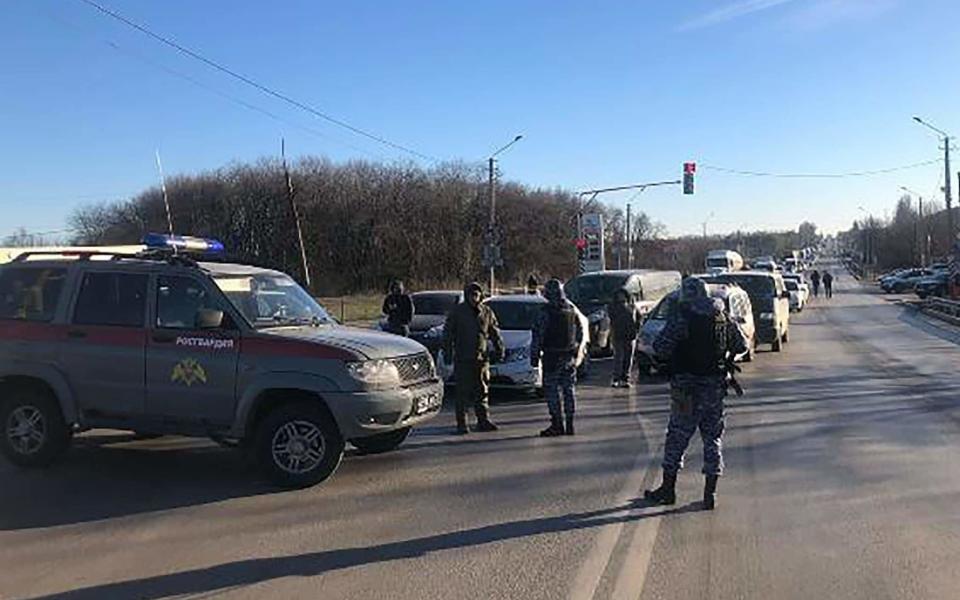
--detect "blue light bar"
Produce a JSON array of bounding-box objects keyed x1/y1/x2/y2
[{"x1": 142, "y1": 233, "x2": 225, "y2": 253}]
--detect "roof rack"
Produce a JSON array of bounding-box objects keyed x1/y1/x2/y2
[{"x1": 11, "y1": 248, "x2": 198, "y2": 267}]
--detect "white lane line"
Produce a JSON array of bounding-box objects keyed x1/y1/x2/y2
[{"x1": 568, "y1": 393, "x2": 665, "y2": 600}]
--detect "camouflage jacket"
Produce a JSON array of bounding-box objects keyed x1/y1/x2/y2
[{"x1": 443, "y1": 301, "x2": 505, "y2": 364}]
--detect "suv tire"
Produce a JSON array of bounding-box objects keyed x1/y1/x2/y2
[
  {"x1": 351, "y1": 427, "x2": 411, "y2": 455},
  {"x1": 0, "y1": 387, "x2": 72, "y2": 467},
  {"x1": 254, "y1": 402, "x2": 344, "y2": 488}
]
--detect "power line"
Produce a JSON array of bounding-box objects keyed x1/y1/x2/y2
[
  {"x1": 701, "y1": 158, "x2": 942, "y2": 179},
  {"x1": 76, "y1": 0, "x2": 439, "y2": 162}
]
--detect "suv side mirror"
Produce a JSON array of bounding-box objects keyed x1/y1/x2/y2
[{"x1": 196, "y1": 308, "x2": 224, "y2": 330}]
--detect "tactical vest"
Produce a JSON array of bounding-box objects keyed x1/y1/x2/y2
[
  {"x1": 672, "y1": 308, "x2": 728, "y2": 376},
  {"x1": 543, "y1": 305, "x2": 578, "y2": 354}
]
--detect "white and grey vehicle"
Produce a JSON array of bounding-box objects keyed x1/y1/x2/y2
[
  {"x1": 784, "y1": 278, "x2": 806, "y2": 312},
  {"x1": 0, "y1": 235, "x2": 442, "y2": 488},
  {"x1": 379, "y1": 290, "x2": 461, "y2": 355},
  {"x1": 436, "y1": 294, "x2": 590, "y2": 393}
]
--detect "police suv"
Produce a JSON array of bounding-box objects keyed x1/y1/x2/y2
[{"x1": 0, "y1": 235, "x2": 442, "y2": 487}]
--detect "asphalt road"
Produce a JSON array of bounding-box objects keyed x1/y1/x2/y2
[{"x1": 3, "y1": 262, "x2": 960, "y2": 600}]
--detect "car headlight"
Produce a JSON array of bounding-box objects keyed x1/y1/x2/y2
[
  {"x1": 505, "y1": 345, "x2": 530, "y2": 363},
  {"x1": 346, "y1": 359, "x2": 401, "y2": 387},
  {"x1": 588, "y1": 308, "x2": 608, "y2": 324},
  {"x1": 759, "y1": 312, "x2": 775, "y2": 320}
]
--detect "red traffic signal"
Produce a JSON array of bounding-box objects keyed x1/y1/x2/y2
[
  {"x1": 683, "y1": 162, "x2": 696, "y2": 175},
  {"x1": 575, "y1": 238, "x2": 587, "y2": 250}
]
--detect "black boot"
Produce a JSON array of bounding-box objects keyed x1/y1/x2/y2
[
  {"x1": 564, "y1": 415, "x2": 575, "y2": 436},
  {"x1": 474, "y1": 419, "x2": 499, "y2": 432},
  {"x1": 540, "y1": 415, "x2": 564, "y2": 437},
  {"x1": 455, "y1": 412, "x2": 469, "y2": 435},
  {"x1": 703, "y1": 475, "x2": 718, "y2": 511},
  {"x1": 644, "y1": 471, "x2": 677, "y2": 505}
]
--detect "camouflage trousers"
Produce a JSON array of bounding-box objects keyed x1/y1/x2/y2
[
  {"x1": 661, "y1": 375, "x2": 726, "y2": 476},
  {"x1": 544, "y1": 363, "x2": 577, "y2": 420},
  {"x1": 454, "y1": 362, "x2": 491, "y2": 425}
]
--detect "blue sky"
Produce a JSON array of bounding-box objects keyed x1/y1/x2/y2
[{"x1": 0, "y1": 0, "x2": 955, "y2": 238}]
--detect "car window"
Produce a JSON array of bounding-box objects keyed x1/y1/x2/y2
[
  {"x1": 157, "y1": 275, "x2": 222, "y2": 329},
  {"x1": 73, "y1": 272, "x2": 148, "y2": 327},
  {"x1": 412, "y1": 294, "x2": 459, "y2": 315},
  {"x1": 487, "y1": 301, "x2": 544, "y2": 330},
  {"x1": 0, "y1": 267, "x2": 68, "y2": 322}
]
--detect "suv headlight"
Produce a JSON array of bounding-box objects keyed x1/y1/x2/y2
[
  {"x1": 346, "y1": 359, "x2": 401, "y2": 388},
  {"x1": 759, "y1": 312, "x2": 775, "y2": 320}
]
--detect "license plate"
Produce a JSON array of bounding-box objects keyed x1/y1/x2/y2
[{"x1": 414, "y1": 392, "x2": 442, "y2": 415}]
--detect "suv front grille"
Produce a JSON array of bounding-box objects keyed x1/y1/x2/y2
[{"x1": 392, "y1": 352, "x2": 436, "y2": 386}]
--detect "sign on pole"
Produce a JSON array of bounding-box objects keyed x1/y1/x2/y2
[{"x1": 581, "y1": 213, "x2": 605, "y2": 273}]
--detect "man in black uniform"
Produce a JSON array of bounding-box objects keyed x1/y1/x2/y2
[
  {"x1": 530, "y1": 279, "x2": 585, "y2": 436},
  {"x1": 382, "y1": 280, "x2": 414, "y2": 337}
]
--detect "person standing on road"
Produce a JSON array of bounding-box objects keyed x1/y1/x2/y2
[
  {"x1": 526, "y1": 274, "x2": 540, "y2": 295},
  {"x1": 644, "y1": 277, "x2": 748, "y2": 511},
  {"x1": 608, "y1": 289, "x2": 641, "y2": 388},
  {"x1": 531, "y1": 279, "x2": 585, "y2": 437},
  {"x1": 443, "y1": 282, "x2": 505, "y2": 435},
  {"x1": 822, "y1": 271, "x2": 834, "y2": 299},
  {"x1": 382, "y1": 280, "x2": 414, "y2": 337},
  {"x1": 810, "y1": 270, "x2": 821, "y2": 298}
]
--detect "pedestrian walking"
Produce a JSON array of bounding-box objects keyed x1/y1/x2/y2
[
  {"x1": 822, "y1": 271, "x2": 834, "y2": 299},
  {"x1": 810, "y1": 270, "x2": 821, "y2": 298},
  {"x1": 531, "y1": 279, "x2": 585, "y2": 437},
  {"x1": 442, "y1": 282, "x2": 505, "y2": 434},
  {"x1": 382, "y1": 279, "x2": 414, "y2": 337},
  {"x1": 608, "y1": 289, "x2": 641, "y2": 388},
  {"x1": 644, "y1": 277, "x2": 748, "y2": 511}
]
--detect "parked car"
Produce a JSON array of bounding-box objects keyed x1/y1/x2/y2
[
  {"x1": 782, "y1": 273, "x2": 810, "y2": 305},
  {"x1": 752, "y1": 256, "x2": 778, "y2": 272},
  {"x1": 565, "y1": 269, "x2": 681, "y2": 355},
  {"x1": 436, "y1": 294, "x2": 590, "y2": 393},
  {"x1": 379, "y1": 290, "x2": 461, "y2": 355},
  {"x1": 881, "y1": 268, "x2": 934, "y2": 293},
  {"x1": 635, "y1": 283, "x2": 755, "y2": 375},
  {"x1": 915, "y1": 272, "x2": 949, "y2": 299},
  {"x1": 705, "y1": 249, "x2": 744, "y2": 274},
  {"x1": 701, "y1": 271, "x2": 790, "y2": 352},
  {"x1": 0, "y1": 236, "x2": 443, "y2": 488}
]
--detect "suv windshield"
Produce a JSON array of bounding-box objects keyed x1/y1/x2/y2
[
  {"x1": 567, "y1": 275, "x2": 628, "y2": 306},
  {"x1": 213, "y1": 273, "x2": 333, "y2": 327},
  {"x1": 708, "y1": 275, "x2": 775, "y2": 299},
  {"x1": 487, "y1": 301, "x2": 543, "y2": 330},
  {"x1": 784, "y1": 280, "x2": 799, "y2": 291},
  {"x1": 706, "y1": 258, "x2": 730, "y2": 268},
  {"x1": 413, "y1": 294, "x2": 458, "y2": 316}
]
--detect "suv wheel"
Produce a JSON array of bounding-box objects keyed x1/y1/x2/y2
[
  {"x1": 254, "y1": 403, "x2": 344, "y2": 488},
  {"x1": 0, "y1": 387, "x2": 72, "y2": 467},
  {"x1": 351, "y1": 427, "x2": 411, "y2": 455}
]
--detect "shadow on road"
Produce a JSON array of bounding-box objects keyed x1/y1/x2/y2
[{"x1": 25, "y1": 501, "x2": 699, "y2": 600}]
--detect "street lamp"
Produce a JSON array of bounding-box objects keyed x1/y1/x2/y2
[
  {"x1": 912, "y1": 116, "x2": 955, "y2": 241},
  {"x1": 486, "y1": 135, "x2": 523, "y2": 294}
]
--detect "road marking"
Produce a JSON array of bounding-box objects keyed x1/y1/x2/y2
[{"x1": 568, "y1": 393, "x2": 665, "y2": 600}]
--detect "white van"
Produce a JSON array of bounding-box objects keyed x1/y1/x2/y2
[{"x1": 705, "y1": 250, "x2": 744, "y2": 274}]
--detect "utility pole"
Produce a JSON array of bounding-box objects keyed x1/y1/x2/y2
[
  {"x1": 282, "y1": 139, "x2": 311, "y2": 290},
  {"x1": 485, "y1": 135, "x2": 523, "y2": 294},
  {"x1": 488, "y1": 156, "x2": 496, "y2": 293},
  {"x1": 626, "y1": 203, "x2": 632, "y2": 269},
  {"x1": 945, "y1": 138, "x2": 953, "y2": 240}
]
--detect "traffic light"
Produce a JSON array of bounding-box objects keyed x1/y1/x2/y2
[
  {"x1": 683, "y1": 162, "x2": 696, "y2": 195},
  {"x1": 575, "y1": 238, "x2": 587, "y2": 260}
]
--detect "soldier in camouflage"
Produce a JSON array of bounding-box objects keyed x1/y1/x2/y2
[
  {"x1": 530, "y1": 279, "x2": 585, "y2": 437},
  {"x1": 443, "y1": 282, "x2": 505, "y2": 434},
  {"x1": 644, "y1": 277, "x2": 748, "y2": 510}
]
